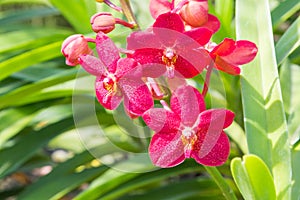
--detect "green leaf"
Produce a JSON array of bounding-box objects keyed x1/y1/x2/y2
[
  {"x1": 292, "y1": 144, "x2": 300, "y2": 200},
  {"x1": 275, "y1": 16, "x2": 300, "y2": 65},
  {"x1": 236, "y1": 0, "x2": 291, "y2": 199},
  {"x1": 0, "y1": 7, "x2": 59, "y2": 27},
  {"x1": 225, "y1": 121, "x2": 248, "y2": 154},
  {"x1": 18, "y1": 148, "x2": 110, "y2": 200},
  {"x1": 49, "y1": 0, "x2": 94, "y2": 33},
  {"x1": 0, "y1": 69, "x2": 86, "y2": 109},
  {"x1": 0, "y1": 28, "x2": 72, "y2": 54},
  {"x1": 0, "y1": 41, "x2": 62, "y2": 81},
  {"x1": 0, "y1": 104, "x2": 44, "y2": 148},
  {"x1": 280, "y1": 61, "x2": 300, "y2": 144},
  {"x1": 99, "y1": 161, "x2": 205, "y2": 200},
  {"x1": 119, "y1": 178, "x2": 225, "y2": 200},
  {"x1": 231, "y1": 155, "x2": 276, "y2": 200},
  {"x1": 212, "y1": 0, "x2": 235, "y2": 42},
  {"x1": 271, "y1": 0, "x2": 300, "y2": 27},
  {"x1": 0, "y1": 118, "x2": 74, "y2": 179},
  {"x1": 74, "y1": 155, "x2": 157, "y2": 200}
]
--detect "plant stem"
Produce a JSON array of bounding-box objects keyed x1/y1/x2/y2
[
  {"x1": 204, "y1": 166, "x2": 238, "y2": 200},
  {"x1": 119, "y1": 0, "x2": 140, "y2": 30},
  {"x1": 202, "y1": 61, "x2": 213, "y2": 97}
]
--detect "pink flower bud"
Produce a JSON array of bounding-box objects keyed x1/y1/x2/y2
[
  {"x1": 61, "y1": 34, "x2": 93, "y2": 66},
  {"x1": 90, "y1": 12, "x2": 116, "y2": 33},
  {"x1": 180, "y1": 0, "x2": 208, "y2": 27}
]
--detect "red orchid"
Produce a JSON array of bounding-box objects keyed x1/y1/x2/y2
[
  {"x1": 127, "y1": 12, "x2": 212, "y2": 79},
  {"x1": 149, "y1": 0, "x2": 220, "y2": 33},
  {"x1": 143, "y1": 85, "x2": 234, "y2": 167},
  {"x1": 210, "y1": 38, "x2": 258, "y2": 75},
  {"x1": 79, "y1": 32, "x2": 154, "y2": 116}
]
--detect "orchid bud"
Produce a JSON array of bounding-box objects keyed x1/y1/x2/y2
[
  {"x1": 91, "y1": 12, "x2": 116, "y2": 33},
  {"x1": 61, "y1": 34, "x2": 93, "y2": 66},
  {"x1": 180, "y1": 0, "x2": 208, "y2": 27}
]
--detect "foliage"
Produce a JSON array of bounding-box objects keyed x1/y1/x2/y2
[{"x1": 0, "y1": 0, "x2": 299, "y2": 199}]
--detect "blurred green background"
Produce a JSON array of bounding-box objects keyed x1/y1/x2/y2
[{"x1": 0, "y1": 0, "x2": 299, "y2": 199}]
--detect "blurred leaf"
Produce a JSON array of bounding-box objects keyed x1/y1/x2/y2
[
  {"x1": 100, "y1": 161, "x2": 204, "y2": 199},
  {"x1": 0, "y1": 104, "x2": 46, "y2": 148},
  {"x1": 18, "y1": 148, "x2": 111, "y2": 200},
  {"x1": 49, "y1": 0, "x2": 94, "y2": 33},
  {"x1": 225, "y1": 121, "x2": 248, "y2": 154},
  {"x1": 280, "y1": 60, "x2": 300, "y2": 145},
  {"x1": 0, "y1": 0, "x2": 50, "y2": 5},
  {"x1": 231, "y1": 155, "x2": 276, "y2": 200},
  {"x1": 271, "y1": 0, "x2": 300, "y2": 27},
  {"x1": 0, "y1": 41, "x2": 62, "y2": 81},
  {"x1": 292, "y1": 144, "x2": 300, "y2": 200},
  {"x1": 0, "y1": 7, "x2": 59, "y2": 27},
  {"x1": 0, "y1": 69, "x2": 85, "y2": 109},
  {"x1": 0, "y1": 118, "x2": 74, "y2": 179},
  {"x1": 212, "y1": 0, "x2": 235, "y2": 42},
  {"x1": 236, "y1": 0, "x2": 291, "y2": 199},
  {"x1": 0, "y1": 28, "x2": 72, "y2": 54},
  {"x1": 120, "y1": 178, "x2": 224, "y2": 200},
  {"x1": 276, "y1": 16, "x2": 300, "y2": 65},
  {"x1": 74, "y1": 154, "x2": 156, "y2": 200}
]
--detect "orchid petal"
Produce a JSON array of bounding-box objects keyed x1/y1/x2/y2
[
  {"x1": 153, "y1": 12, "x2": 184, "y2": 33},
  {"x1": 222, "y1": 40, "x2": 258, "y2": 65},
  {"x1": 149, "y1": 131, "x2": 185, "y2": 168},
  {"x1": 143, "y1": 108, "x2": 181, "y2": 133},
  {"x1": 215, "y1": 56, "x2": 241, "y2": 75},
  {"x1": 199, "y1": 109, "x2": 235, "y2": 130},
  {"x1": 201, "y1": 14, "x2": 220, "y2": 33},
  {"x1": 149, "y1": 0, "x2": 172, "y2": 19},
  {"x1": 127, "y1": 31, "x2": 161, "y2": 51},
  {"x1": 171, "y1": 85, "x2": 206, "y2": 126},
  {"x1": 174, "y1": 52, "x2": 208, "y2": 78},
  {"x1": 184, "y1": 27, "x2": 212, "y2": 46},
  {"x1": 96, "y1": 32, "x2": 120, "y2": 73},
  {"x1": 79, "y1": 55, "x2": 107, "y2": 76},
  {"x1": 192, "y1": 131, "x2": 230, "y2": 166},
  {"x1": 114, "y1": 58, "x2": 138, "y2": 79},
  {"x1": 210, "y1": 38, "x2": 236, "y2": 57},
  {"x1": 95, "y1": 76, "x2": 123, "y2": 110},
  {"x1": 119, "y1": 77, "x2": 154, "y2": 116}
]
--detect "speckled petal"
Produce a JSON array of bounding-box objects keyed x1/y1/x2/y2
[
  {"x1": 114, "y1": 58, "x2": 138, "y2": 79},
  {"x1": 79, "y1": 55, "x2": 107, "y2": 77},
  {"x1": 143, "y1": 108, "x2": 181, "y2": 133},
  {"x1": 149, "y1": 0, "x2": 172, "y2": 19},
  {"x1": 96, "y1": 32, "x2": 120, "y2": 73},
  {"x1": 149, "y1": 131, "x2": 185, "y2": 168},
  {"x1": 171, "y1": 85, "x2": 206, "y2": 126},
  {"x1": 153, "y1": 12, "x2": 184, "y2": 33},
  {"x1": 192, "y1": 131, "x2": 230, "y2": 166},
  {"x1": 119, "y1": 77, "x2": 154, "y2": 116}
]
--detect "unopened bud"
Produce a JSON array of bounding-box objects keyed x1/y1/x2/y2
[
  {"x1": 180, "y1": 0, "x2": 208, "y2": 27},
  {"x1": 61, "y1": 34, "x2": 93, "y2": 66},
  {"x1": 91, "y1": 12, "x2": 116, "y2": 33}
]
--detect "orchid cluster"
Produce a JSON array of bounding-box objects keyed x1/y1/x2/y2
[{"x1": 61, "y1": 0, "x2": 258, "y2": 168}]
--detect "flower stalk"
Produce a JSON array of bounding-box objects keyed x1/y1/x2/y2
[
  {"x1": 119, "y1": 0, "x2": 140, "y2": 30},
  {"x1": 204, "y1": 166, "x2": 238, "y2": 200}
]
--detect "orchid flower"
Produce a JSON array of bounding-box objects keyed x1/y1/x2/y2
[
  {"x1": 143, "y1": 85, "x2": 235, "y2": 167},
  {"x1": 78, "y1": 32, "x2": 154, "y2": 116},
  {"x1": 210, "y1": 38, "x2": 258, "y2": 75},
  {"x1": 127, "y1": 12, "x2": 212, "y2": 79}
]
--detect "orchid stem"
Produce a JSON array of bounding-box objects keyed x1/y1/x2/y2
[
  {"x1": 119, "y1": 0, "x2": 140, "y2": 30},
  {"x1": 204, "y1": 166, "x2": 238, "y2": 200},
  {"x1": 202, "y1": 62, "x2": 213, "y2": 97}
]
